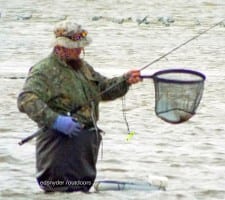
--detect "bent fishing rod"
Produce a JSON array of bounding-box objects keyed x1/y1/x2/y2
[{"x1": 18, "y1": 19, "x2": 224, "y2": 145}]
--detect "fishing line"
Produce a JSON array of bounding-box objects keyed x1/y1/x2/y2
[
  {"x1": 122, "y1": 96, "x2": 135, "y2": 140},
  {"x1": 19, "y1": 19, "x2": 224, "y2": 145},
  {"x1": 122, "y1": 97, "x2": 130, "y2": 133}
]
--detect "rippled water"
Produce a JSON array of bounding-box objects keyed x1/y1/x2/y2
[{"x1": 1, "y1": 0, "x2": 225, "y2": 199}]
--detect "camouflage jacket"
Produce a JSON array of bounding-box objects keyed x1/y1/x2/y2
[{"x1": 17, "y1": 52, "x2": 130, "y2": 128}]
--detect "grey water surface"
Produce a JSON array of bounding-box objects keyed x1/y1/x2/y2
[{"x1": 0, "y1": 0, "x2": 225, "y2": 199}]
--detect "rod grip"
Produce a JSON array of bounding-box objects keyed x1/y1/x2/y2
[{"x1": 18, "y1": 127, "x2": 45, "y2": 145}]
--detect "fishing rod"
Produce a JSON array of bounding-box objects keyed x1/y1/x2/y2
[
  {"x1": 139, "y1": 19, "x2": 224, "y2": 71},
  {"x1": 18, "y1": 19, "x2": 224, "y2": 145}
]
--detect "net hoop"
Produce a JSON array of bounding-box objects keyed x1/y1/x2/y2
[
  {"x1": 152, "y1": 69, "x2": 206, "y2": 84},
  {"x1": 152, "y1": 68, "x2": 206, "y2": 124}
]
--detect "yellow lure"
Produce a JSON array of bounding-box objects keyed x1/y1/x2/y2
[{"x1": 126, "y1": 131, "x2": 135, "y2": 141}]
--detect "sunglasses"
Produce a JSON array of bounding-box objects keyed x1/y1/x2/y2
[{"x1": 68, "y1": 30, "x2": 88, "y2": 41}]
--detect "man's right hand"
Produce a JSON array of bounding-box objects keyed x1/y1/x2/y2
[
  {"x1": 125, "y1": 70, "x2": 142, "y2": 84},
  {"x1": 52, "y1": 115, "x2": 81, "y2": 137}
]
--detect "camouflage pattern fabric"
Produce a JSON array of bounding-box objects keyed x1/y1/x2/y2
[{"x1": 17, "y1": 52, "x2": 130, "y2": 127}]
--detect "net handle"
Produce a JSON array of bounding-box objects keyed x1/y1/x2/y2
[{"x1": 140, "y1": 75, "x2": 154, "y2": 79}]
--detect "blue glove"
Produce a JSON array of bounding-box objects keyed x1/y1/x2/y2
[{"x1": 52, "y1": 115, "x2": 81, "y2": 137}]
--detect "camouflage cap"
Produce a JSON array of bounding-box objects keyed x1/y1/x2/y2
[{"x1": 52, "y1": 20, "x2": 92, "y2": 49}]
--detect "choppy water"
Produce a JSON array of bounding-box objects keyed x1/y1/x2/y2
[{"x1": 0, "y1": 0, "x2": 225, "y2": 199}]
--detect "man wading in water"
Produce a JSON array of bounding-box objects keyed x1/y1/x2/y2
[{"x1": 17, "y1": 20, "x2": 142, "y2": 192}]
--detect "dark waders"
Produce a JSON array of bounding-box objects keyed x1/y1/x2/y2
[{"x1": 36, "y1": 128, "x2": 102, "y2": 192}]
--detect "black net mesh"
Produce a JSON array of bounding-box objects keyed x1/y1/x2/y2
[{"x1": 153, "y1": 69, "x2": 205, "y2": 124}]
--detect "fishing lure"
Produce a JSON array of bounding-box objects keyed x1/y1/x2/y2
[{"x1": 126, "y1": 131, "x2": 135, "y2": 141}]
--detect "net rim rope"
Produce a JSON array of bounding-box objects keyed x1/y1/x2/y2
[{"x1": 152, "y1": 69, "x2": 206, "y2": 84}]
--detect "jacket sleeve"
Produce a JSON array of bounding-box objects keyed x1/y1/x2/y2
[
  {"x1": 85, "y1": 62, "x2": 130, "y2": 101},
  {"x1": 99, "y1": 75, "x2": 130, "y2": 101},
  {"x1": 17, "y1": 68, "x2": 58, "y2": 128}
]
